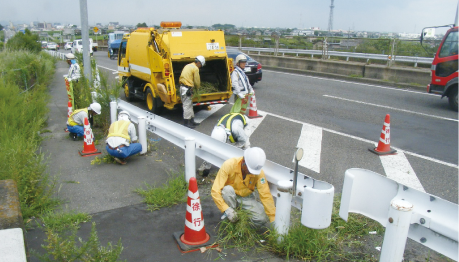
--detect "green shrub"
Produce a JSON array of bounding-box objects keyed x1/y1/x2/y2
[{"x1": 6, "y1": 29, "x2": 42, "y2": 53}]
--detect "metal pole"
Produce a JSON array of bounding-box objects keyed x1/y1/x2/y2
[
  {"x1": 79, "y1": 0, "x2": 91, "y2": 82},
  {"x1": 91, "y1": 91, "x2": 97, "y2": 103},
  {"x1": 110, "y1": 101, "x2": 117, "y2": 124},
  {"x1": 292, "y1": 157, "x2": 299, "y2": 197},
  {"x1": 184, "y1": 137, "x2": 196, "y2": 183},
  {"x1": 138, "y1": 117, "x2": 147, "y2": 155},
  {"x1": 380, "y1": 199, "x2": 413, "y2": 262},
  {"x1": 454, "y1": 0, "x2": 459, "y2": 26},
  {"x1": 275, "y1": 180, "x2": 293, "y2": 240}
]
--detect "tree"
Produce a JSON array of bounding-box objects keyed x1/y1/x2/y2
[
  {"x1": 0, "y1": 24, "x2": 3, "y2": 31},
  {"x1": 6, "y1": 29, "x2": 41, "y2": 53},
  {"x1": 136, "y1": 22, "x2": 147, "y2": 28}
]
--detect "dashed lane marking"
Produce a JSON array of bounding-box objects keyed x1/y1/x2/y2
[
  {"x1": 193, "y1": 104, "x2": 225, "y2": 123},
  {"x1": 379, "y1": 150, "x2": 426, "y2": 192},
  {"x1": 323, "y1": 95, "x2": 458, "y2": 122},
  {"x1": 296, "y1": 124, "x2": 322, "y2": 173}
]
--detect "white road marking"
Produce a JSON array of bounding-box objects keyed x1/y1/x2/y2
[
  {"x1": 97, "y1": 65, "x2": 117, "y2": 72},
  {"x1": 193, "y1": 104, "x2": 225, "y2": 123},
  {"x1": 324, "y1": 95, "x2": 458, "y2": 122},
  {"x1": 296, "y1": 124, "x2": 322, "y2": 173},
  {"x1": 379, "y1": 150, "x2": 426, "y2": 192},
  {"x1": 264, "y1": 69, "x2": 437, "y2": 96},
  {"x1": 245, "y1": 110, "x2": 268, "y2": 137}
]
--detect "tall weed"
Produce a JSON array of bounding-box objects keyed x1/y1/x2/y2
[{"x1": 0, "y1": 50, "x2": 59, "y2": 219}]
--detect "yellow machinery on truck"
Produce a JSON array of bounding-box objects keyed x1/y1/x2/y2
[{"x1": 118, "y1": 21, "x2": 234, "y2": 113}]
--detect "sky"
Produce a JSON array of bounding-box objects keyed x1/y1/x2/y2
[{"x1": 1, "y1": 0, "x2": 458, "y2": 33}]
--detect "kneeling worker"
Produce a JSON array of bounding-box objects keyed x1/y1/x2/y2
[
  {"x1": 106, "y1": 111, "x2": 142, "y2": 165},
  {"x1": 67, "y1": 102, "x2": 101, "y2": 140},
  {"x1": 211, "y1": 147, "x2": 275, "y2": 228},
  {"x1": 198, "y1": 113, "x2": 250, "y2": 177}
]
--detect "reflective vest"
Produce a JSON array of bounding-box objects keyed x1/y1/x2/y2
[
  {"x1": 107, "y1": 120, "x2": 131, "y2": 142},
  {"x1": 67, "y1": 108, "x2": 88, "y2": 126},
  {"x1": 216, "y1": 113, "x2": 247, "y2": 143}
]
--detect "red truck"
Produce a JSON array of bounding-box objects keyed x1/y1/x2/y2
[{"x1": 422, "y1": 25, "x2": 458, "y2": 111}]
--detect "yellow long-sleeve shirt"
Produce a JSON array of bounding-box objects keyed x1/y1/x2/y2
[
  {"x1": 179, "y1": 62, "x2": 200, "y2": 88},
  {"x1": 211, "y1": 157, "x2": 276, "y2": 222}
]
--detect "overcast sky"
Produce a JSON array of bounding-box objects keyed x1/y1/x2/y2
[{"x1": 1, "y1": 0, "x2": 458, "y2": 33}]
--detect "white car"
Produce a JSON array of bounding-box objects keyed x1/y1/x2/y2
[
  {"x1": 64, "y1": 42, "x2": 73, "y2": 50},
  {"x1": 71, "y1": 39, "x2": 93, "y2": 56},
  {"x1": 47, "y1": 42, "x2": 58, "y2": 51}
]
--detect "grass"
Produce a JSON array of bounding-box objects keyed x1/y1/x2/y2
[
  {"x1": 134, "y1": 171, "x2": 188, "y2": 211},
  {"x1": 0, "y1": 50, "x2": 60, "y2": 220},
  {"x1": 216, "y1": 196, "x2": 385, "y2": 261},
  {"x1": 38, "y1": 210, "x2": 92, "y2": 232}
]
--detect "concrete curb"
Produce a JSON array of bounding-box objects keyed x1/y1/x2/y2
[
  {"x1": 0, "y1": 180, "x2": 24, "y2": 230},
  {"x1": 263, "y1": 66, "x2": 426, "y2": 92}
]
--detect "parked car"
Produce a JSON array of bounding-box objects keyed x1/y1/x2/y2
[
  {"x1": 47, "y1": 42, "x2": 58, "y2": 50},
  {"x1": 227, "y1": 50, "x2": 262, "y2": 86},
  {"x1": 64, "y1": 42, "x2": 73, "y2": 50},
  {"x1": 71, "y1": 39, "x2": 93, "y2": 56},
  {"x1": 41, "y1": 41, "x2": 48, "y2": 49}
]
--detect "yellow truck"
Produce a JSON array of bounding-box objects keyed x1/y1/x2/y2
[{"x1": 118, "y1": 21, "x2": 233, "y2": 113}]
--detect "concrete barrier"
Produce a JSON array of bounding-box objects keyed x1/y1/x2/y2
[{"x1": 249, "y1": 54, "x2": 430, "y2": 88}]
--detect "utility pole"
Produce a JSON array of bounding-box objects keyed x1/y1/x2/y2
[{"x1": 79, "y1": 0, "x2": 91, "y2": 82}]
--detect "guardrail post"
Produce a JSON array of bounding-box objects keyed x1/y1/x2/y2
[
  {"x1": 138, "y1": 116, "x2": 147, "y2": 155},
  {"x1": 380, "y1": 199, "x2": 413, "y2": 262},
  {"x1": 110, "y1": 101, "x2": 117, "y2": 124},
  {"x1": 275, "y1": 180, "x2": 293, "y2": 240},
  {"x1": 184, "y1": 137, "x2": 196, "y2": 183},
  {"x1": 346, "y1": 56, "x2": 349, "y2": 62},
  {"x1": 414, "y1": 62, "x2": 418, "y2": 67}
]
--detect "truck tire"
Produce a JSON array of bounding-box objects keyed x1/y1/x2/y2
[
  {"x1": 448, "y1": 87, "x2": 458, "y2": 111},
  {"x1": 124, "y1": 81, "x2": 134, "y2": 102},
  {"x1": 146, "y1": 87, "x2": 158, "y2": 114}
]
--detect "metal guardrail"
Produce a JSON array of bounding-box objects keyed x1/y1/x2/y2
[
  {"x1": 113, "y1": 99, "x2": 335, "y2": 228},
  {"x1": 340, "y1": 168, "x2": 458, "y2": 261},
  {"x1": 232, "y1": 47, "x2": 433, "y2": 67},
  {"x1": 44, "y1": 50, "x2": 66, "y2": 60}
]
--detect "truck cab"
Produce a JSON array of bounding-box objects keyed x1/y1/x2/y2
[
  {"x1": 118, "y1": 22, "x2": 233, "y2": 114},
  {"x1": 426, "y1": 26, "x2": 458, "y2": 111}
]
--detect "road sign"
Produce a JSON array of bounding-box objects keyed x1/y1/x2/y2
[{"x1": 93, "y1": 27, "x2": 99, "y2": 33}]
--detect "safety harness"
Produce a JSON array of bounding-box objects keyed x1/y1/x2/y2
[{"x1": 217, "y1": 113, "x2": 247, "y2": 143}]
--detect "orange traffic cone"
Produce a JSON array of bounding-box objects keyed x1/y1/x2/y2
[
  {"x1": 369, "y1": 114, "x2": 397, "y2": 155},
  {"x1": 67, "y1": 100, "x2": 73, "y2": 118},
  {"x1": 173, "y1": 177, "x2": 217, "y2": 253},
  {"x1": 247, "y1": 94, "x2": 262, "y2": 119},
  {"x1": 65, "y1": 101, "x2": 73, "y2": 132},
  {"x1": 78, "y1": 117, "x2": 101, "y2": 157}
]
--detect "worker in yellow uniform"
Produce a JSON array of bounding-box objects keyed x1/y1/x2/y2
[
  {"x1": 179, "y1": 55, "x2": 205, "y2": 129},
  {"x1": 211, "y1": 147, "x2": 275, "y2": 228}
]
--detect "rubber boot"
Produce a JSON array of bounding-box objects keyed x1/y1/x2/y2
[
  {"x1": 190, "y1": 117, "x2": 200, "y2": 127},
  {"x1": 184, "y1": 119, "x2": 195, "y2": 129}
]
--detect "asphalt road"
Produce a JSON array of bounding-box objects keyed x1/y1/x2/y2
[{"x1": 67, "y1": 50, "x2": 458, "y2": 203}]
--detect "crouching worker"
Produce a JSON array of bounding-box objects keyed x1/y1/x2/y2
[
  {"x1": 67, "y1": 102, "x2": 101, "y2": 140},
  {"x1": 198, "y1": 113, "x2": 250, "y2": 177},
  {"x1": 211, "y1": 147, "x2": 275, "y2": 228},
  {"x1": 105, "y1": 111, "x2": 142, "y2": 165}
]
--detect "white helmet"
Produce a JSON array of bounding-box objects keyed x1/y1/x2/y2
[
  {"x1": 118, "y1": 110, "x2": 131, "y2": 121},
  {"x1": 65, "y1": 53, "x2": 75, "y2": 60},
  {"x1": 195, "y1": 55, "x2": 205, "y2": 66},
  {"x1": 235, "y1": 54, "x2": 247, "y2": 65},
  {"x1": 243, "y1": 147, "x2": 266, "y2": 175},
  {"x1": 89, "y1": 102, "x2": 101, "y2": 115},
  {"x1": 211, "y1": 125, "x2": 227, "y2": 143}
]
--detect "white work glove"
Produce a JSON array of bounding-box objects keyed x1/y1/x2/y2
[
  {"x1": 225, "y1": 207, "x2": 238, "y2": 223},
  {"x1": 238, "y1": 93, "x2": 245, "y2": 99}
]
